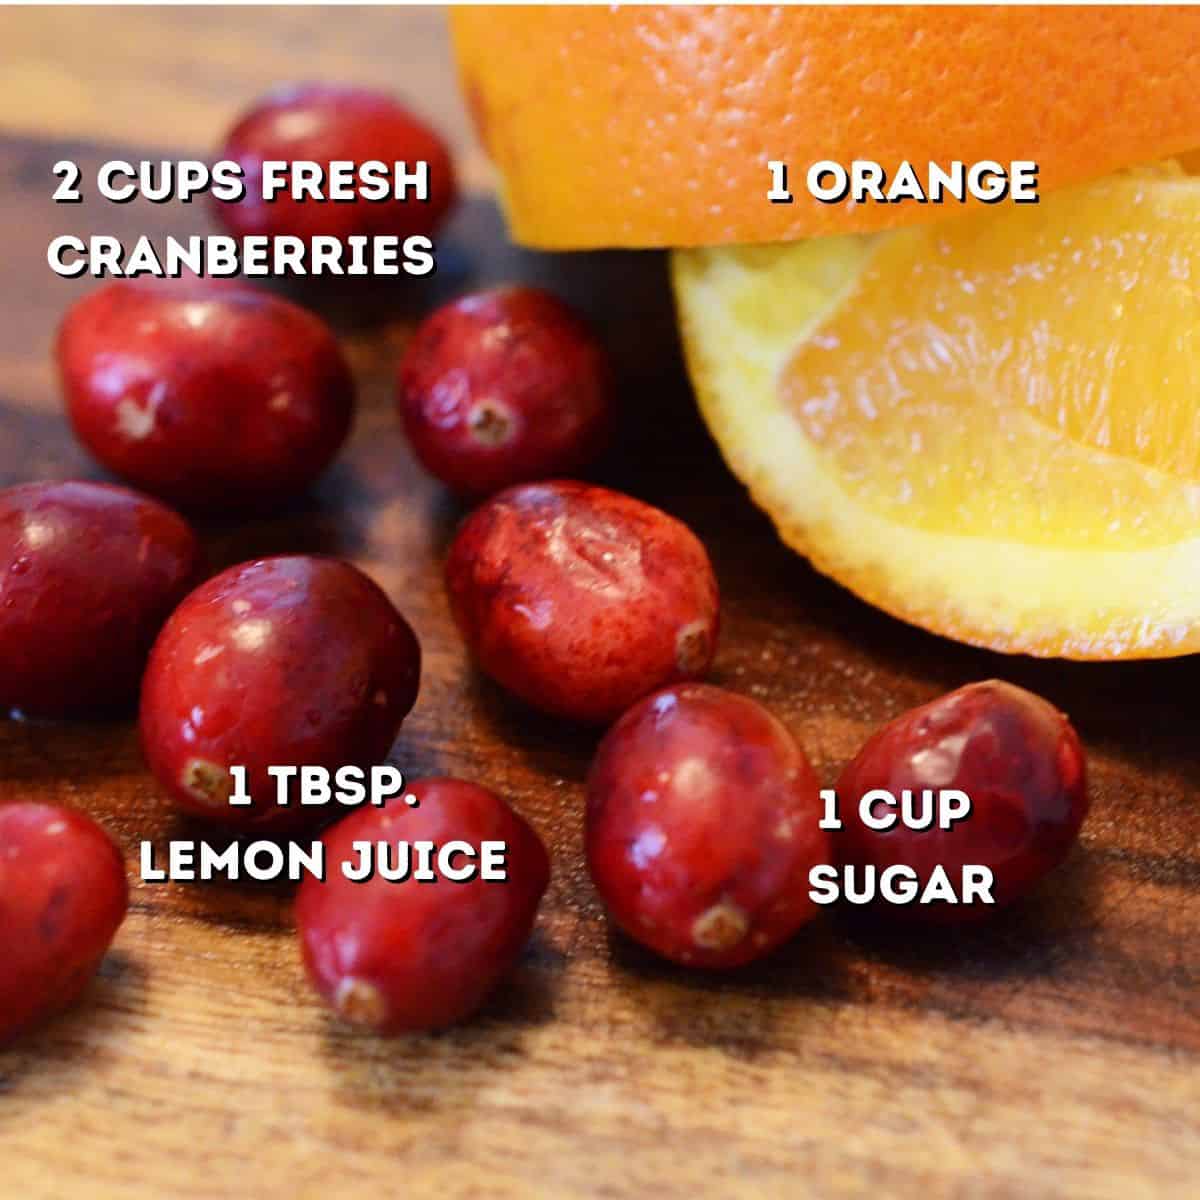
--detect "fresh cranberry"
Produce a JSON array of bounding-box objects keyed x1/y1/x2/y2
[
  {"x1": 445, "y1": 482, "x2": 719, "y2": 724},
  {"x1": 586, "y1": 684, "x2": 829, "y2": 968},
  {"x1": 57, "y1": 279, "x2": 354, "y2": 512},
  {"x1": 214, "y1": 83, "x2": 457, "y2": 244},
  {"x1": 836, "y1": 680, "x2": 1089, "y2": 920},
  {"x1": 0, "y1": 481, "x2": 203, "y2": 718},
  {"x1": 0, "y1": 802, "x2": 129, "y2": 1043},
  {"x1": 140, "y1": 556, "x2": 420, "y2": 829},
  {"x1": 297, "y1": 777, "x2": 549, "y2": 1032},
  {"x1": 397, "y1": 287, "x2": 614, "y2": 496}
]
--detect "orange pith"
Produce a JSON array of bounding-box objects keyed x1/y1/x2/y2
[{"x1": 451, "y1": 6, "x2": 1200, "y2": 249}]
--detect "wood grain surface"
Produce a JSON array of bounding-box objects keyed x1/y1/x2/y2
[{"x1": 2, "y1": 8, "x2": 1199, "y2": 1199}]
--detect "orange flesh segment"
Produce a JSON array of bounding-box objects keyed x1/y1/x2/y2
[{"x1": 782, "y1": 172, "x2": 1200, "y2": 548}]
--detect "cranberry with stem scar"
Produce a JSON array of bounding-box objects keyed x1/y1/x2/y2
[
  {"x1": 586, "y1": 684, "x2": 829, "y2": 968},
  {"x1": 398, "y1": 287, "x2": 614, "y2": 497},
  {"x1": 140, "y1": 556, "x2": 420, "y2": 830},
  {"x1": 0, "y1": 480, "x2": 204, "y2": 718},
  {"x1": 297, "y1": 777, "x2": 550, "y2": 1033},
  {"x1": 214, "y1": 83, "x2": 457, "y2": 244},
  {"x1": 835, "y1": 679, "x2": 1089, "y2": 921},
  {"x1": 0, "y1": 803, "x2": 129, "y2": 1044},
  {"x1": 446, "y1": 481, "x2": 719, "y2": 724},
  {"x1": 57, "y1": 278, "x2": 354, "y2": 513}
]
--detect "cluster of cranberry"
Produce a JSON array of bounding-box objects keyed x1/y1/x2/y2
[{"x1": 0, "y1": 85, "x2": 1089, "y2": 1045}]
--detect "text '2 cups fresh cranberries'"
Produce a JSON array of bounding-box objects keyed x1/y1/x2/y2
[
  {"x1": 57, "y1": 279, "x2": 354, "y2": 512},
  {"x1": 0, "y1": 480, "x2": 203, "y2": 718},
  {"x1": 214, "y1": 83, "x2": 457, "y2": 244},
  {"x1": 586, "y1": 684, "x2": 830, "y2": 968},
  {"x1": 835, "y1": 679, "x2": 1089, "y2": 920},
  {"x1": 445, "y1": 481, "x2": 720, "y2": 724},
  {"x1": 0, "y1": 802, "x2": 129, "y2": 1044},
  {"x1": 140, "y1": 556, "x2": 420, "y2": 830},
  {"x1": 297, "y1": 777, "x2": 549, "y2": 1033},
  {"x1": 397, "y1": 286, "x2": 614, "y2": 496}
]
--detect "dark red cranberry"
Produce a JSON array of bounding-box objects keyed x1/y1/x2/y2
[
  {"x1": 397, "y1": 287, "x2": 614, "y2": 496},
  {"x1": 214, "y1": 83, "x2": 456, "y2": 243},
  {"x1": 140, "y1": 556, "x2": 420, "y2": 829},
  {"x1": 836, "y1": 680, "x2": 1089, "y2": 920},
  {"x1": 0, "y1": 802, "x2": 129, "y2": 1044},
  {"x1": 0, "y1": 481, "x2": 203, "y2": 718},
  {"x1": 57, "y1": 279, "x2": 354, "y2": 512},
  {"x1": 446, "y1": 482, "x2": 719, "y2": 724},
  {"x1": 586, "y1": 684, "x2": 829, "y2": 968},
  {"x1": 297, "y1": 777, "x2": 549, "y2": 1032}
]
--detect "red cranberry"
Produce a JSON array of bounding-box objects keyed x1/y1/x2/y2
[
  {"x1": 57, "y1": 279, "x2": 354, "y2": 512},
  {"x1": 0, "y1": 481, "x2": 203, "y2": 718},
  {"x1": 214, "y1": 84, "x2": 456, "y2": 244},
  {"x1": 397, "y1": 287, "x2": 614, "y2": 496},
  {"x1": 297, "y1": 777, "x2": 549, "y2": 1032},
  {"x1": 586, "y1": 684, "x2": 829, "y2": 968},
  {"x1": 836, "y1": 680, "x2": 1089, "y2": 920},
  {"x1": 0, "y1": 802, "x2": 128, "y2": 1044},
  {"x1": 446, "y1": 482, "x2": 719, "y2": 724},
  {"x1": 140, "y1": 556, "x2": 420, "y2": 829}
]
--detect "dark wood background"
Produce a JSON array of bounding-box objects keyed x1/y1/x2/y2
[{"x1": 2, "y1": 8, "x2": 1198, "y2": 1198}]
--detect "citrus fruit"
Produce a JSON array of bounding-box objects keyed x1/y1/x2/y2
[
  {"x1": 672, "y1": 164, "x2": 1200, "y2": 659},
  {"x1": 451, "y1": 7, "x2": 1200, "y2": 249}
]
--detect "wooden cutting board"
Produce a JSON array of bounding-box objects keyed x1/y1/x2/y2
[{"x1": 1, "y1": 9, "x2": 1198, "y2": 1198}]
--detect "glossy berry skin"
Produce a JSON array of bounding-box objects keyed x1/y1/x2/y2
[
  {"x1": 446, "y1": 482, "x2": 719, "y2": 724},
  {"x1": 0, "y1": 481, "x2": 203, "y2": 718},
  {"x1": 586, "y1": 684, "x2": 829, "y2": 968},
  {"x1": 397, "y1": 287, "x2": 614, "y2": 496},
  {"x1": 0, "y1": 803, "x2": 129, "y2": 1044},
  {"x1": 140, "y1": 556, "x2": 420, "y2": 830},
  {"x1": 297, "y1": 777, "x2": 550, "y2": 1033},
  {"x1": 214, "y1": 83, "x2": 457, "y2": 244},
  {"x1": 836, "y1": 680, "x2": 1089, "y2": 920},
  {"x1": 57, "y1": 279, "x2": 354, "y2": 512}
]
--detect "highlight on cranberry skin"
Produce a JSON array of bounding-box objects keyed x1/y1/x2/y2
[
  {"x1": 0, "y1": 480, "x2": 204, "y2": 719},
  {"x1": 214, "y1": 83, "x2": 457, "y2": 243},
  {"x1": 297, "y1": 777, "x2": 550, "y2": 1033},
  {"x1": 586, "y1": 684, "x2": 829, "y2": 968},
  {"x1": 836, "y1": 679, "x2": 1089, "y2": 920},
  {"x1": 445, "y1": 481, "x2": 720, "y2": 724},
  {"x1": 397, "y1": 286, "x2": 614, "y2": 497},
  {"x1": 140, "y1": 556, "x2": 420, "y2": 830},
  {"x1": 56, "y1": 278, "x2": 354, "y2": 513},
  {"x1": 0, "y1": 803, "x2": 129, "y2": 1045}
]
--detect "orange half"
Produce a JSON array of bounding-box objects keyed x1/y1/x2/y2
[{"x1": 672, "y1": 164, "x2": 1200, "y2": 658}]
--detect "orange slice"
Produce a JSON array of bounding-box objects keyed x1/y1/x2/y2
[{"x1": 672, "y1": 164, "x2": 1200, "y2": 658}]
